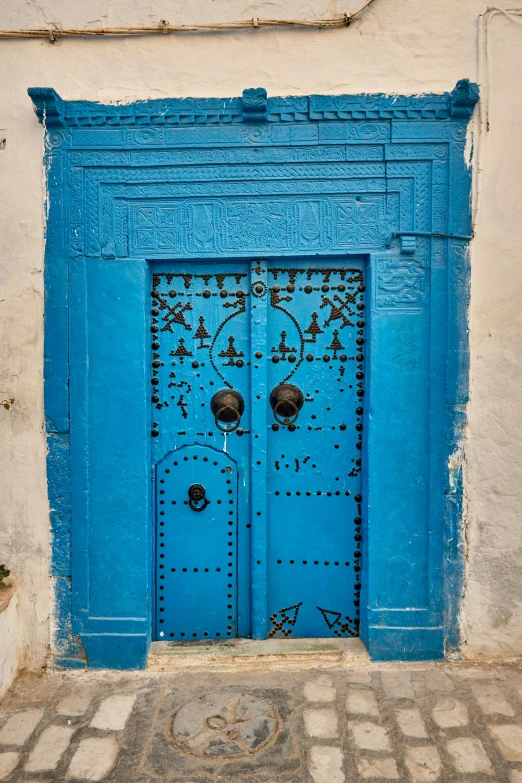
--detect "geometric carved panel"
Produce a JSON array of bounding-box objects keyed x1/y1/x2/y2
[
  {"x1": 135, "y1": 205, "x2": 183, "y2": 251},
  {"x1": 129, "y1": 195, "x2": 389, "y2": 257},
  {"x1": 374, "y1": 254, "x2": 427, "y2": 312}
]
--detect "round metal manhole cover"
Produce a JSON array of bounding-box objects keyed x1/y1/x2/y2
[{"x1": 171, "y1": 691, "x2": 279, "y2": 758}]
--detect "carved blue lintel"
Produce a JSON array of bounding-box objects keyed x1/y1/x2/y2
[
  {"x1": 27, "y1": 82, "x2": 479, "y2": 128},
  {"x1": 27, "y1": 87, "x2": 65, "y2": 127},
  {"x1": 241, "y1": 87, "x2": 268, "y2": 123},
  {"x1": 450, "y1": 79, "x2": 479, "y2": 119}
]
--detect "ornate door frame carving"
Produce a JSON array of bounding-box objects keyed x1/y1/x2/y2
[{"x1": 29, "y1": 81, "x2": 478, "y2": 669}]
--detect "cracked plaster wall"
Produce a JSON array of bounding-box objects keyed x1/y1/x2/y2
[{"x1": 0, "y1": 0, "x2": 520, "y2": 667}]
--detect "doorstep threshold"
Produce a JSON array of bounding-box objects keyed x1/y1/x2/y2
[{"x1": 148, "y1": 637, "x2": 368, "y2": 670}]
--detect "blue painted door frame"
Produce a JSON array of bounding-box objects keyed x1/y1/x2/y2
[{"x1": 30, "y1": 82, "x2": 478, "y2": 669}]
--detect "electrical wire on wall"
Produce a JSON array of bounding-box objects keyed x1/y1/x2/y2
[{"x1": 0, "y1": 0, "x2": 377, "y2": 40}]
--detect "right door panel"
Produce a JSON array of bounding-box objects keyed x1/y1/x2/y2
[{"x1": 266, "y1": 260, "x2": 365, "y2": 638}]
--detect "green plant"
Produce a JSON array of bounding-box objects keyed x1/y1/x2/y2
[
  {"x1": 2, "y1": 398, "x2": 15, "y2": 410},
  {"x1": 0, "y1": 565, "x2": 10, "y2": 589}
]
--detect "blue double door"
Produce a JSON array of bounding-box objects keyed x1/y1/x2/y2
[{"x1": 152, "y1": 258, "x2": 364, "y2": 641}]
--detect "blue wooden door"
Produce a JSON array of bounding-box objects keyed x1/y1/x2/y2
[{"x1": 152, "y1": 258, "x2": 364, "y2": 640}]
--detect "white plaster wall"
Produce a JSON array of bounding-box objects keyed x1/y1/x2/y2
[
  {"x1": 464, "y1": 13, "x2": 522, "y2": 659},
  {"x1": 0, "y1": 590, "x2": 20, "y2": 697},
  {"x1": 0, "y1": 0, "x2": 520, "y2": 665}
]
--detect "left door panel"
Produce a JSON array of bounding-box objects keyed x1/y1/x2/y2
[{"x1": 151, "y1": 263, "x2": 251, "y2": 640}]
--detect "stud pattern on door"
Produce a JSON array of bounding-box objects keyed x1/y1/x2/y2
[
  {"x1": 265, "y1": 264, "x2": 364, "y2": 638},
  {"x1": 155, "y1": 445, "x2": 238, "y2": 640},
  {"x1": 151, "y1": 260, "x2": 364, "y2": 640},
  {"x1": 151, "y1": 264, "x2": 252, "y2": 639}
]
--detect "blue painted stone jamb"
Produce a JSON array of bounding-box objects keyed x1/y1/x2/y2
[
  {"x1": 444, "y1": 404, "x2": 467, "y2": 656},
  {"x1": 47, "y1": 433, "x2": 71, "y2": 578},
  {"x1": 43, "y1": 145, "x2": 69, "y2": 432},
  {"x1": 368, "y1": 627, "x2": 444, "y2": 662},
  {"x1": 52, "y1": 574, "x2": 86, "y2": 665},
  {"x1": 443, "y1": 81, "x2": 475, "y2": 655},
  {"x1": 81, "y1": 634, "x2": 149, "y2": 670},
  {"x1": 444, "y1": 244, "x2": 472, "y2": 655},
  {"x1": 43, "y1": 127, "x2": 84, "y2": 666},
  {"x1": 68, "y1": 258, "x2": 151, "y2": 667}
]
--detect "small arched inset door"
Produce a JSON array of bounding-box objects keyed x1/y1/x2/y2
[{"x1": 156, "y1": 445, "x2": 238, "y2": 640}]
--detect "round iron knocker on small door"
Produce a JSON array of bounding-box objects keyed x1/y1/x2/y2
[
  {"x1": 270, "y1": 384, "x2": 304, "y2": 428},
  {"x1": 210, "y1": 389, "x2": 245, "y2": 433},
  {"x1": 188, "y1": 483, "x2": 209, "y2": 512}
]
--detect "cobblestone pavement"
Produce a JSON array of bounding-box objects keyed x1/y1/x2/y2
[{"x1": 1, "y1": 661, "x2": 522, "y2": 782}]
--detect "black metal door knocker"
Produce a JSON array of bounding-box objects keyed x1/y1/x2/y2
[
  {"x1": 188, "y1": 483, "x2": 209, "y2": 512},
  {"x1": 270, "y1": 384, "x2": 304, "y2": 429},
  {"x1": 210, "y1": 389, "x2": 245, "y2": 432}
]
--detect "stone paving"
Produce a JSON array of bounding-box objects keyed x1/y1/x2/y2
[{"x1": 1, "y1": 661, "x2": 522, "y2": 781}]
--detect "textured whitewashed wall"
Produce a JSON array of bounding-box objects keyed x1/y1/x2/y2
[
  {"x1": 0, "y1": 588, "x2": 19, "y2": 697},
  {"x1": 0, "y1": 0, "x2": 520, "y2": 666},
  {"x1": 465, "y1": 12, "x2": 522, "y2": 659}
]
